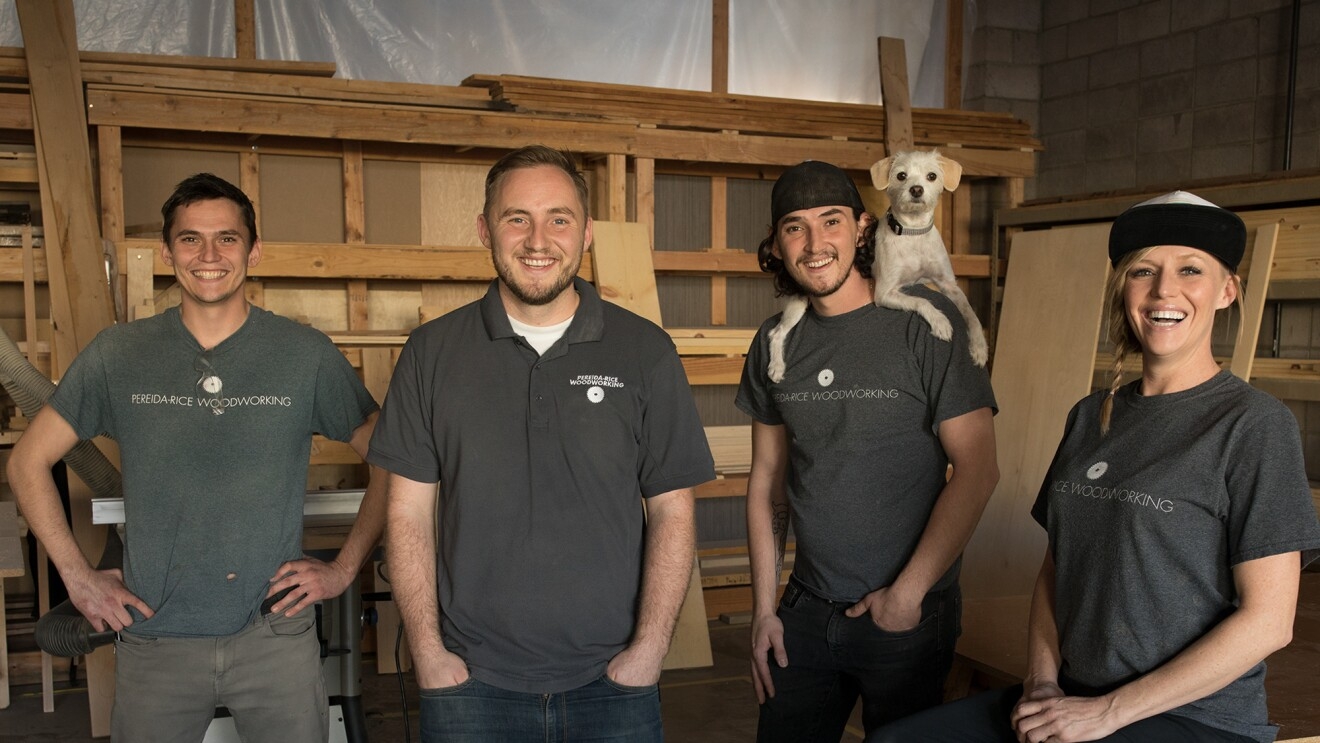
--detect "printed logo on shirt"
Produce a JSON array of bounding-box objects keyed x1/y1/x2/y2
[
  {"x1": 1086, "y1": 461, "x2": 1108, "y2": 480},
  {"x1": 569, "y1": 374, "x2": 624, "y2": 389},
  {"x1": 130, "y1": 392, "x2": 294, "y2": 412},
  {"x1": 1052, "y1": 477, "x2": 1174, "y2": 514},
  {"x1": 817, "y1": 369, "x2": 835, "y2": 387},
  {"x1": 586, "y1": 386, "x2": 605, "y2": 403}
]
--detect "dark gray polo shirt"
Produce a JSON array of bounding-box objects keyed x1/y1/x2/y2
[{"x1": 368, "y1": 278, "x2": 714, "y2": 693}]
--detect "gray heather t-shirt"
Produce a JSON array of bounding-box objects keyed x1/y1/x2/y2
[
  {"x1": 1033, "y1": 371, "x2": 1320, "y2": 743},
  {"x1": 736, "y1": 287, "x2": 997, "y2": 602},
  {"x1": 50, "y1": 307, "x2": 378, "y2": 637}
]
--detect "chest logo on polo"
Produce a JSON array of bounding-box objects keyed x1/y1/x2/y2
[
  {"x1": 817, "y1": 369, "x2": 834, "y2": 387},
  {"x1": 1086, "y1": 461, "x2": 1108, "y2": 480},
  {"x1": 586, "y1": 386, "x2": 604, "y2": 403}
]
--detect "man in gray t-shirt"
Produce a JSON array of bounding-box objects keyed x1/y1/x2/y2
[
  {"x1": 9, "y1": 173, "x2": 386, "y2": 743},
  {"x1": 737, "y1": 161, "x2": 998, "y2": 741}
]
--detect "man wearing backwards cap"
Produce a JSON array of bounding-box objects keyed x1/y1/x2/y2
[{"x1": 735, "y1": 160, "x2": 999, "y2": 740}]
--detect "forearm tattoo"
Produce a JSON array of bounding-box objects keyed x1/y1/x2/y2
[{"x1": 771, "y1": 502, "x2": 790, "y2": 575}]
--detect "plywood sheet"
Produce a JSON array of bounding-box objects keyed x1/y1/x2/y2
[
  {"x1": 960, "y1": 224, "x2": 1111, "y2": 600},
  {"x1": 419, "y1": 162, "x2": 485, "y2": 246},
  {"x1": 591, "y1": 221, "x2": 662, "y2": 325}
]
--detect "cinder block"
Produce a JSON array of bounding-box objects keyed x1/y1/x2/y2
[
  {"x1": 1042, "y1": 57, "x2": 1089, "y2": 99},
  {"x1": 1230, "y1": 0, "x2": 1293, "y2": 18},
  {"x1": 986, "y1": 64, "x2": 1041, "y2": 100},
  {"x1": 1013, "y1": 30, "x2": 1041, "y2": 65},
  {"x1": 964, "y1": 63, "x2": 987, "y2": 100},
  {"x1": 1135, "y1": 148, "x2": 1192, "y2": 189},
  {"x1": 1195, "y1": 58, "x2": 1259, "y2": 107},
  {"x1": 1256, "y1": 6, "x2": 1289, "y2": 55},
  {"x1": 1005, "y1": 100, "x2": 1041, "y2": 131},
  {"x1": 1068, "y1": 14, "x2": 1118, "y2": 58},
  {"x1": 1091, "y1": 0, "x2": 1140, "y2": 16},
  {"x1": 1084, "y1": 157, "x2": 1137, "y2": 193},
  {"x1": 1086, "y1": 123, "x2": 1137, "y2": 160},
  {"x1": 1033, "y1": 167, "x2": 1088, "y2": 200},
  {"x1": 1139, "y1": 71, "x2": 1195, "y2": 116},
  {"x1": 974, "y1": 27, "x2": 1016, "y2": 65},
  {"x1": 1190, "y1": 142, "x2": 1254, "y2": 179},
  {"x1": 1192, "y1": 102, "x2": 1256, "y2": 147},
  {"x1": 1253, "y1": 139, "x2": 1283, "y2": 173},
  {"x1": 1041, "y1": 25, "x2": 1069, "y2": 63},
  {"x1": 1140, "y1": 31, "x2": 1196, "y2": 76},
  {"x1": 1042, "y1": 129, "x2": 1087, "y2": 165},
  {"x1": 1085, "y1": 84, "x2": 1139, "y2": 127},
  {"x1": 1043, "y1": 0, "x2": 1089, "y2": 30},
  {"x1": 1089, "y1": 45, "x2": 1141, "y2": 87},
  {"x1": 1195, "y1": 16, "x2": 1259, "y2": 64},
  {"x1": 1137, "y1": 113, "x2": 1193, "y2": 153},
  {"x1": 1041, "y1": 92, "x2": 1090, "y2": 131},
  {"x1": 1171, "y1": 0, "x2": 1229, "y2": 32},
  {"x1": 980, "y1": 0, "x2": 1041, "y2": 31},
  {"x1": 1117, "y1": 0, "x2": 1171, "y2": 42}
]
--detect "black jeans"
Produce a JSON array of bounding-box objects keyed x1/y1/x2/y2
[
  {"x1": 867, "y1": 685, "x2": 1259, "y2": 743},
  {"x1": 756, "y1": 577, "x2": 961, "y2": 742}
]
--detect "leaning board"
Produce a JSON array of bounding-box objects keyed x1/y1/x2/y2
[{"x1": 960, "y1": 224, "x2": 1111, "y2": 600}]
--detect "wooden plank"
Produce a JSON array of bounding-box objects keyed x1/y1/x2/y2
[
  {"x1": 878, "y1": 37, "x2": 915, "y2": 153},
  {"x1": 20, "y1": 0, "x2": 116, "y2": 372},
  {"x1": 0, "y1": 45, "x2": 337, "y2": 77},
  {"x1": 21, "y1": 225, "x2": 38, "y2": 363},
  {"x1": 710, "y1": 176, "x2": 729, "y2": 326},
  {"x1": 234, "y1": 0, "x2": 256, "y2": 60},
  {"x1": 126, "y1": 247, "x2": 156, "y2": 321},
  {"x1": 239, "y1": 150, "x2": 261, "y2": 235},
  {"x1": 945, "y1": 0, "x2": 964, "y2": 109},
  {"x1": 0, "y1": 91, "x2": 33, "y2": 129},
  {"x1": 342, "y1": 141, "x2": 365, "y2": 243},
  {"x1": 711, "y1": 0, "x2": 729, "y2": 94},
  {"x1": 635, "y1": 156, "x2": 655, "y2": 243},
  {"x1": 83, "y1": 87, "x2": 1037, "y2": 176},
  {"x1": 606, "y1": 154, "x2": 627, "y2": 222},
  {"x1": 1230, "y1": 224, "x2": 1279, "y2": 381},
  {"x1": 961, "y1": 224, "x2": 1111, "y2": 600},
  {"x1": 96, "y1": 125, "x2": 125, "y2": 242},
  {"x1": 591, "y1": 221, "x2": 662, "y2": 325}
]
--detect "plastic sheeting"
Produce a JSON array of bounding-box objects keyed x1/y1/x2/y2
[{"x1": 0, "y1": 0, "x2": 951, "y2": 107}]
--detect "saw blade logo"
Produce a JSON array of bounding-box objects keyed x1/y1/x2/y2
[
  {"x1": 1086, "y1": 461, "x2": 1108, "y2": 480},
  {"x1": 817, "y1": 369, "x2": 834, "y2": 387}
]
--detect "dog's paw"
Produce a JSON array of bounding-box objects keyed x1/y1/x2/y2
[
  {"x1": 767, "y1": 359, "x2": 786, "y2": 384},
  {"x1": 925, "y1": 311, "x2": 954, "y2": 341},
  {"x1": 969, "y1": 335, "x2": 989, "y2": 367}
]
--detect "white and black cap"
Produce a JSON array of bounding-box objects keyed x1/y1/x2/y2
[{"x1": 1108, "y1": 190, "x2": 1246, "y2": 270}]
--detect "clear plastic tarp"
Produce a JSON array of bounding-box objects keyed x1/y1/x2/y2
[{"x1": 0, "y1": 0, "x2": 951, "y2": 106}]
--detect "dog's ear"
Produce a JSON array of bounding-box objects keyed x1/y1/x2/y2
[
  {"x1": 870, "y1": 156, "x2": 895, "y2": 190},
  {"x1": 937, "y1": 154, "x2": 963, "y2": 192}
]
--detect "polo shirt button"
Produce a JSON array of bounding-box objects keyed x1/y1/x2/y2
[
  {"x1": 536, "y1": 395, "x2": 543, "y2": 401},
  {"x1": 226, "y1": 572, "x2": 237, "y2": 581}
]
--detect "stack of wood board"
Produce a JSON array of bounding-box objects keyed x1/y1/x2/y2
[{"x1": 464, "y1": 75, "x2": 1041, "y2": 152}]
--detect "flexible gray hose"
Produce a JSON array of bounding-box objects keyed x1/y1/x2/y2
[{"x1": 0, "y1": 326, "x2": 122, "y2": 500}]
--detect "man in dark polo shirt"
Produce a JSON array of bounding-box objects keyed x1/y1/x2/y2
[{"x1": 369, "y1": 145, "x2": 714, "y2": 742}]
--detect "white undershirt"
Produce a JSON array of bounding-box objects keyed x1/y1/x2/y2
[{"x1": 508, "y1": 314, "x2": 573, "y2": 355}]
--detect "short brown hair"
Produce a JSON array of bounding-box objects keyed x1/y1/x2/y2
[{"x1": 483, "y1": 146, "x2": 589, "y2": 221}]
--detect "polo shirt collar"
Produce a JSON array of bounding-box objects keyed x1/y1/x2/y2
[{"x1": 479, "y1": 276, "x2": 605, "y2": 345}]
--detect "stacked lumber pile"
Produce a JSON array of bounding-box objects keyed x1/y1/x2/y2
[{"x1": 464, "y1": 74, "x2": 1041, "y2": 152}]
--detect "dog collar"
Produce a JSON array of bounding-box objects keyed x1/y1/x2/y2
[{"x1": 885, "y1": 210, "x2": 935, "y2": 236}]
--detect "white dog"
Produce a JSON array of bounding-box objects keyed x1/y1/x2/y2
[{"x1": 766, "y1": 150, "x2": 987, "y2": 383}]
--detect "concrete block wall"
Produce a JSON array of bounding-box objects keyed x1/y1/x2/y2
[{"x1": 1033, "y1": 0, "x2": 1320, "y2": 199}]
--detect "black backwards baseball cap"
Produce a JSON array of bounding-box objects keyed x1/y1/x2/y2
[
  {"x1": 1108, "y1": 190, "x2": 1246, "y2": 271},
  {"x1": 771, "y1": 161, "x2": 868, "y2": 227}
]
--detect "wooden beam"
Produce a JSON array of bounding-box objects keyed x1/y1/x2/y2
[
  {"x1": 606, "y1": 153, "x2": 628, "y2": 222},
  {"x1": 878, "y1": 36, "x2": 915, "y2": 153},
  {"x1": 96, "y1": 126, "x2": 125, "y2": 242},
  {"x1": 0, "y1": 45, "x2": 337, "y2": 77},
  {"x1": 234, "y1": 0, "x2": 256, "y2": 60},
  {"x1": 945, "y1": 0, "x2": 964, "y2": 109},
  {"x1": 1229, "y1": 224, "x2": 1279, "y2": 381},
  {"x1": 712, "y1": 0, "x2": 729, "y2": 95},
  {"x1": 635, "y1": 156, "x2": 655, "y2": 243},
  {"x1": 710, "y1": 176, "x2": 729, "y2": 326},
  {"x1": 239, "y1": 150, "x2": 261, "y2": 234},
  {"x1": 19, "y1": 0, "x2": 116, "y2": 374}
]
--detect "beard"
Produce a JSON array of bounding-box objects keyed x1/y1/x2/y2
[{"x1": 492, "y1": 250, "x2": 581, "y2": 306}]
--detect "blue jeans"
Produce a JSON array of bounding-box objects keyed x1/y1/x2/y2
[
  {"x1": 419, "y1": 674, "x2": 663, "y2": 742},
  {"x1": 757, "y1": 577, "x2": 961, "y2": 743},
  {"x1": 867, "y1": 685, "x2": 1258, "y2": 743}
]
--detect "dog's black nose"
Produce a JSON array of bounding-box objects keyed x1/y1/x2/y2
[{"x1": 910, "y1": 185, "x2": 924, "y2": 198}]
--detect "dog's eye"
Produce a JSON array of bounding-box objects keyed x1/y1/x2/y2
[
  {"x1": 926, "y1": 172, "x2": 937, "y2": 182},
  {"x1": 896, "y1": 171, "x2": 907, "y2": 181}
]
